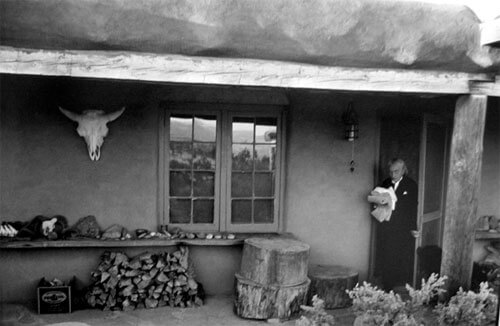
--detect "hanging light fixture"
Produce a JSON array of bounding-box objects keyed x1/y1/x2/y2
[
  {"x1": 341, "y1": 102, "x2": 359, "y2": 172},
  {"x1": 342, "y1": 102, "x2": 359, "y2": 141}
]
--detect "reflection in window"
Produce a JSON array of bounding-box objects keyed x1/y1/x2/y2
[
  {"x1": 169, "y1": 114, "x2": 217, "y2": 224},
  {"x1": 231, "y1": 117, "x2": 277, "y2": 224},
  {"x1": 232, "y1": 118, "x2": 254, "y2": 143},
  {"x1": 232, "y1": 144, "x2": 253, "y2": 171}
]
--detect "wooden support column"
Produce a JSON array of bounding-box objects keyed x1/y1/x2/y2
[{"x1": 441, "y1": 95, "x2": 487, "y2": 292}]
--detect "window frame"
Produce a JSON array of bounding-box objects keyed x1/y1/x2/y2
[
  {"x1": 160, "y1": 102, "x2": 286, "y2": 233},
  {"x1": 224, "y1": 110, "x2": 283, "y2": 232}
]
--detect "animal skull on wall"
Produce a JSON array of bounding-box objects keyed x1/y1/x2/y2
[{"x1": 59, "y1": 107, "x2": 125, "y2": 161}]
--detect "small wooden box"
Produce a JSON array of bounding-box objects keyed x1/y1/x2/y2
[{"x1": 37, "y1": 286, "x2": 72, "y2": 314}]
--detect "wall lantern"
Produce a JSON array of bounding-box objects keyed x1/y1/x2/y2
[
  {"x1": 341, "y1": 102, "x2": 359, "y2": 172},
  {"x1": 342, "y1": 102, "x2": 359, "y2": 141}
]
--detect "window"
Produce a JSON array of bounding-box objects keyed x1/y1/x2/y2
[{"x1": 161, "y1": 103, "x2": 284, "y2": 232}]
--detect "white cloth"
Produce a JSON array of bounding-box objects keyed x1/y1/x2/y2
[
  {"x1": 371, "y1": 186, "x2": 397, "y2": 210},
  {"x1": 367, "y1": 187, "x2": 398, "y2": 223}
]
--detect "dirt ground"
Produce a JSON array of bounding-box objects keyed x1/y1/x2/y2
[{"x1": 0, "y1": 295, "x2": 357, "y2": 326}]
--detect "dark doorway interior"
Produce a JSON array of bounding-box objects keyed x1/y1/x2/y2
[{"x1": 374, "y1": 112, "x2": 421, "y2": 290}]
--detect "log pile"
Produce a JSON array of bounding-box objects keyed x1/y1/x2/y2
[{"x1": 85, "y1": 247, "x2": 204, "y2": 310}]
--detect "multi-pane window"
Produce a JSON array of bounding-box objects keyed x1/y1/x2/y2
[
  {"x1": 163, "y1": 104, "x2": 283, "y2": 232},
  {"x1": 229, "y1": 117, "x2": 277, "y2": 225},
  {"x1": 169, "y1": 114, "x2": 218, "y2": 226}
]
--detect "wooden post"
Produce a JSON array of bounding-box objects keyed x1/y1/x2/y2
[{"x1": 441, "y1": 95, "x2": 487, "y2": 292}]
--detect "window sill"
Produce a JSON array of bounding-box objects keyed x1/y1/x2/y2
[{"x1": 0, "y1": 233, "x2": 293, "y2": 249}]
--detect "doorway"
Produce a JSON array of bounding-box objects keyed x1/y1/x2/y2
[
  {"x1": 373, "y1": 111, "x2": 449, "y2": 288},
  {"x1": 374, "y1": 113, "x2": 421, "y2": 289}
]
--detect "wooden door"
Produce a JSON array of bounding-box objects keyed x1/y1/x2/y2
[{"x1": 414, "y1": 115, "x2": 449, "y2": 285}]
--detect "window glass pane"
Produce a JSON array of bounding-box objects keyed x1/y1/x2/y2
[
  {"x1": 255, "y1": 145, "x2": 275, "y2": 171},
  {"x1": 193, "y1": 143, "x2": 216, "y2": 170},
  {"x1": 421, "y1": 218, "x2": 440, "y2": 247},
  {"x1": 255, "y1": 172, "x2": 274, "y2": 197},
  {"x1": 194, "y1": 116, "x2": 216, "y2": 142},
  {"x1": 232, "y1": 172, "x2": 253, "y2": 197},
  {"x1": 170, "y1": 171, "x2": 192, "y2": 196},
  {"x1": 193, "y1": 172, "x2": 215, "y2": 197},
  {"x1": 232, "y1": 118, "x2": 254, "y2": 143},
  {"x1": 170, "y1": 199, "x2": 191, "y2": 223},
  {"x1": 256, "y1": 118, "x2": 277, "y2": 143},
  {"x1": 424, "y1": 123, "x2": 446, "y2": 214},
  {"x1": 170, "y1": 142, "x2": 192, "y2": 169},
  {"x1": 254, "y1": 200, "x2": 274, "y2": 223},
  {"x1": 167, "y1": 110, "x2": 280, "y2": 229},
  {"x1": 193, "y1": 199, "x2": 214, "y2": 223},
  {"x1": 231, "y1": 200, "x2": 252, "y2": 223},
  {"x1": 232, "y1": 144, "x2": 253, "y2": 171},
  {"x1": 170, "y1": 116, "x2": 192, "y2": 141}
]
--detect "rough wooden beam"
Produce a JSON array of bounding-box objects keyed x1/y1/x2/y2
[
  {"x1": 469, "y1": 79, "x2": 500, "y2": 97},
  {"x1": 441, "y1": 95, "x2": 487, "y2": 292},
  {"x1": 0, "y1": 46, "x2": 493, "y2": 94}
]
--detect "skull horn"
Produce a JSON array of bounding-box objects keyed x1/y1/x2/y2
[
  {"x1": 105, "y1": 107, "x2": 126, "y2": 122},
  {"x1": 59, "y1": 107, "x2": 83, "y2": 122}
]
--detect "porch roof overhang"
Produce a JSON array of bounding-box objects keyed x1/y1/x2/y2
[
  {"x1": 1, "y1": 46, "x2": 500, "y2": 97},
  {"x1": 1, "y1": 0, "x2": 500, "y2": 97}
]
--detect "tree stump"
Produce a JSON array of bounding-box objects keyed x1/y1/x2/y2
[
  {"x1": 239, "y1": 237, "x2": 310, "y2": 286},
  {"x1": 308, "y1": 264, "x2": 358, "y2": 309},
  {"x1": 234, "y1": 273, "x2": 310, "y2": 320}
]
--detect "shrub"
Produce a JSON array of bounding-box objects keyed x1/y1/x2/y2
[
  {"x1": 434, "y1": 281, "x2": 498, "y2": 326},
  {"x1": 347, "y1": 273, "x2": 447, "y2": 326},
  {"x1": 347, "y1": 274, "x2": 499, "y2": 326},
  {"x1": 296, "y1": 295, "x2": 336, "y2": 326}
]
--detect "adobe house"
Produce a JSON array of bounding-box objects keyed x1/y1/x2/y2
[{"x1": 1, "y1": 0, "x2": 499, "y2": 305}]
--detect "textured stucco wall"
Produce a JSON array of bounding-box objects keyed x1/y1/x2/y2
[
  {"x1": 0, "y1": 246, "x2": 242, "y2": 307},
  {"x1": 1, "y1": 75, "x2": 497, "y2": 303},
  {"x1": 2, "y1": 0, "x2": 499, "y2": 72},
  {"x1": 0, "y1": 75, "x2": 159, "y2": 230},
  {"x1": 0, "y1": 76, "x2": 261, "y2": 302},
  {"x1": 284, "y1": 91, "x2": 379, "y2": 281}
]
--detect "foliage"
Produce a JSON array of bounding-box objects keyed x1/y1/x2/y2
[
  {"x1": 296, "y1": 295, "x2": 336, "y2": 326},
  {"x1": 434, "y1": 282, "x2": 498, "y2": 326},
  {"x1": 347, "y1": 273, "x2": 448, "y2": 326}
]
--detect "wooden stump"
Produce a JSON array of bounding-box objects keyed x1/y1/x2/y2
[
  {"x1": 240, "y1": 237, "x2": 310, "y2": 286},
  {"x1": 234, "y1": 273, "x2": 310, "y2": 320},
  {"x1": 308, "y1": 264, "x2": 358, "y2": 309}
]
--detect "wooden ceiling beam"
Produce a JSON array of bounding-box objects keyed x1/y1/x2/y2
[
  {"x1": 469, "y1": 79, "x2": 500, "y2": 97},
  {"x1": 0, "y1": 46, "x2": 496, "y2": 95}
]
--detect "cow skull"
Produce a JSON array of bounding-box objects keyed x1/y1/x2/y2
[{"x1": 59, "y1": 107, "x2": 125, "y2": 161}]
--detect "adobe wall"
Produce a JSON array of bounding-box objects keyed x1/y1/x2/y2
[{"x1": 1, "y1": 74, "x2": 497, "y2": 303}]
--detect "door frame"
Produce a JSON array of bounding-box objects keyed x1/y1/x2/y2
[{"x1": 413, "y1": 113, "x2": 450, "y2": 286}]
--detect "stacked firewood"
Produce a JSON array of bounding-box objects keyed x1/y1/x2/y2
[{"x1": 86, "y1": 246, "x2": 204, "y2": 310}]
